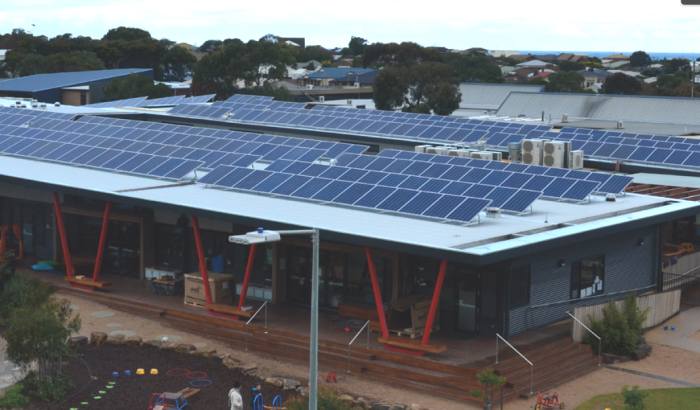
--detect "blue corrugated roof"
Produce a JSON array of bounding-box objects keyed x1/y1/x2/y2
[
  {"x1": 0, "y1": 68, "x2": 152, "y2": 93},
  {"x1": 307, "y1": 67, "x2": 376, "y2": 81}
]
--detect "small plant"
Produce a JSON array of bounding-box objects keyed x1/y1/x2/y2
[
  {"x1": 622, "y1": 385, "x2": 647, "y2": 410},
  {"x1": 0, "y1": 275, "x2": 54, "y2": 324},
  {"x1": 587, "y1": 296, "x2": 649, "y2": 357},
  {"x1": 475, "y1": 368, "x2": 506, "y2": 410},
  {"x1": 286, "y1": 388, "x2": 358, "y2": 410},
  {"x1": 0, "y1": 383, "x2": 30, "y2": 409}
]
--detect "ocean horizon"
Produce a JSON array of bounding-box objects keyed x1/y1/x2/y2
[{"x1": 515, "y1": 50, "x2": 700, "y2": 60}]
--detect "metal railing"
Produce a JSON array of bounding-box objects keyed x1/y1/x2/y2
[
  {"x1": 567, "y1": 311, "x2": 602, "y2": 367},
  {"x1": 346, "y1": 320, "x2": 371, "y2": 374},
  {"x1": 246, "y1": 301, "x2": 269, "y2": 330},
  {"x1": 495, "y1": 333, "x2": 534, "y2": 396}
]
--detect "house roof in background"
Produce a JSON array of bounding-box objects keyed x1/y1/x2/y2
[
  {"x1": 0, "y1": 68, "x2": 152, "y2": 93},
  {"x1": 306, "y1": 67, "x2": 376, "y2": 81},
  {"x1": 458, "y1": 82, "x2": 543, "y2": 110}
]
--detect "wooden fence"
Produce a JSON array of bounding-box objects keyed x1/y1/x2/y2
[{"x1": 571, "y1": 289, "x2": 681, "y2": 342}]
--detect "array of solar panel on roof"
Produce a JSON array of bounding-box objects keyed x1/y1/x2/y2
[
  {"x1": 200, "y1": 164, "x2": 492, "y2": 224},
  {"x1": 256, "y1": 158, "x2": 542, "y2": 213},
  {"x1": 141, "y1": 95, "x2": 186, "y2": 107},
  {"x1": 85, "y1": 96, "x2": 149, "y2": 108},
  {"x1": 0, "y1": 108, "x2": 368, "y2": 182},
  {"x1": 329, "y1": 152, "x2": 597, "y2": 203},
  {"x1": 375, "y1": 149, "x2": 633, "y2": 196},
  {"x1": 167, "y1": 97, "x2": 551, "y2": 147},
  {"x1": 183, "y1": 94, "x2": 216, "y2": 104}
]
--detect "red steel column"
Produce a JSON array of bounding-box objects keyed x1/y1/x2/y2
[
  {"x1": 365, "y1": 247, "x2": 389, "y2": 339},
  {"x1": 52, "y1": 193, "x2": 75, "y2": 278},
  {"x1": 237, "y1": 244, "x2": 257, "y2": 309},
  {"x1": 91, "y1": 202, "x2": 112, "y2": 282},
  {"x1": 421, "y1": 259, "x2": 448, "y2": 346},
  {"x1": 191, "y1": 215, "x2": 213, "y2": 305}
]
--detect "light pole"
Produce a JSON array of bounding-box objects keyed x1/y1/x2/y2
[{"x1": 229, "y1": 227, "x2": 320, "y2": 410}]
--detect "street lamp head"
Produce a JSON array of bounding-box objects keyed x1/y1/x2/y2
[{"x1": 228, "y1": 229, "x2": 281, "y2": 245}]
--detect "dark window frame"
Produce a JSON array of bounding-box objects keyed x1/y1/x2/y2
[{"x1": 570, "y1": 255, "x2": 605, "y2": 299}]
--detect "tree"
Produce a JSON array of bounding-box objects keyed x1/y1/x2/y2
[
  {"x1": 622, "y1": 386, "x2": 647, "y2": 410},
  {"x1": 199, "y1": 39, "x2": 222, "y2": 53},
  {"x1": 98, "y1": 27, "x2": 166, "y2": 79},
  {"x1": 363, "y1": 42, "x2": 442, "y2": 67},
  {"x1": 656, "y1": 72, "x2": 692, "y2": 96},
  {"x1": 348, "y1": 36, "x2": 367, "y2": 56},
  {"x1": 662, "y1": 58, "x2": 690, "y2": 74},
  {"x1": 0, "y1": 275, "x2": 54, "y2": 324},
  {"x1": 298, "y1": 45, "x2": 333, "y2": 63},
  {"x1": 443, "y1": 52, "x2": 502, "y2": 83},
  {"x1": 102, "y1": 74, "x2": 171, "y2": 100},
  {"x1": 373, "y1": 66, "x2": 408, "y2": 110},
  {"x1": 425, "y1": 81, "x2": 461, "y2": 115},
  {"x1": 471, "y1": 369, "x2": 506, "y2": 410},
  {"x1": 630, "y1": 51, "x2": 651, "y2": 68},
  {"x1": 544, "y1": 71, "x2": 585, "y2": 92},
  {"x1": 162, "y1": 45, "x2": 196, "y2": 81},
  {"x1": 601, "y1": 73, "x2": 642, "y2": 94},
  {"x1": 558, "y1": 60, "x2": 585, "y2": 72},
  {"x1": 6, "y1": 299, "x2": 80, "y2": 401},
  {"x1": 587, "y1": 296, "x2": 648, "y2": 357}
]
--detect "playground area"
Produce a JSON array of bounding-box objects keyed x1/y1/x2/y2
[{"x1": 25, "y1": 343, "x2": 289, "y2": 410}]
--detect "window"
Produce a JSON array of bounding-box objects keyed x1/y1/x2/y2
[
  {"x1": 570, "y1": 256, "x2": 605, "y2": 299},
  {"x1": 509, "y1": 265, "x2": 530, "y2": 308}
]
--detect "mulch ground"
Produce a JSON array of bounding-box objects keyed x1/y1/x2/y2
[{"x1": 27, "y1": 344, "x2": 290, "y2": 410}]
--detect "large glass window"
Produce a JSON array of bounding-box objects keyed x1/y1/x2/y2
[
  {"x1": 509, "y1": 265, "x2": 530, "y2": 308},
  {"x1": 570, "y1": 256, "x2": 605, "y2": 299}
]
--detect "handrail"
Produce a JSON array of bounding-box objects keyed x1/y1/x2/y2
[
  {"x1": 246, "y1": 301, "x2": 268, "y2": 330},
  {"x1": 567, "y1": 311, "x2": 602, "y2": 367},
  {"x1": 495, "y1": 333, "x2": 534, "y2": 396},
  {"x1": 346, "y1": 320, "x2": 371, "y2": 373}
]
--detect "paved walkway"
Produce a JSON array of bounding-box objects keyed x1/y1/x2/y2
[
  {"x1": 605, "y1": 365, "x2": 700, "y2": 387},
  {"x1": 645, "y1": 305, "x2": 700, "y2": 353}
]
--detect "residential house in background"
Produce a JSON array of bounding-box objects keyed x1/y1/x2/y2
[
  {"x1": 305, "y1": 67, "x2": 377, "y2": 87},
  {"x1": 578, "y1": 68, "x2": 611, "y2": 91}
]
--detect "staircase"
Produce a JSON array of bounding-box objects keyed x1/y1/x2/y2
[{"x1": 487, "y1": 337, "x2": 600, "y2": 403}]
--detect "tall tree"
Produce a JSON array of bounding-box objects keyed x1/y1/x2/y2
[
  {"x1": 601, "y1": 73, "x2": 642, "y2": 94},
  {"x1": 162, "y1": 45, "x2": 196, "y2": 81},
  {"x1": 102, "y1": 74, "x2": 171, "y2": 100},
  {"x1": 544, "y1": 71, "x2": 585, "y2": 92},
  {"x1": 348, "y1": 36, "x2": 368, "y2": 56},
  {"x1": 199, "y1": 39, "x2": 222, "y2": 53},
  {"x1": 97, "y1": 27, "x2": 166, "y2": 79},
  {"x1": 629, "y1": 51, "x2": 651, "y2": 67},
  {"x1": 443, "y1": 52, "x2": 502, "y2": 83}
]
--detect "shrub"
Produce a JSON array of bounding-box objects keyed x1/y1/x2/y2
[
  {"x1": 622, "y1": 386, "x2": 647, "y2": 410},
  {"x1": 0, "y1": 275, "x2": 54, "y2": 324},
  {"x1": 0, "y1": 383, "x2": 30, "y2": 409},
  {"x1": 474, "y1": 368, "x2": 506, "y2": 409},
  {"x1": 587, "y1": 296, "x2": 648, "y2": 357},
  {"x1": 286, "y1": 388, "x2": 358, "y2": 410},
  {"x1": 5, "y1": 299, "x2": 80, "y2": 402}
]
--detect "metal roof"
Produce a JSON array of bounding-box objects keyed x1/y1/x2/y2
[
  {"x1": 497, "y1": 92, "x2": 700, "y2": 127},
  {"x1": 306, "y1": 67, "x2": 376, "y2": 81},
  {"x1": 458, "y1": 82, "x2": 543, "y2": 110},
  {"x1": 0, "y1": 68, "x2": 152, "y2": 93},
  {"x1": 0, "y1": 155, "x2": 694, "y2": 264}
]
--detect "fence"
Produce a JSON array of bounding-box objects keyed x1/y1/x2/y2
[
  {"x1": 663, "y1": 251, "x2": 700, "y2": 291},
  {"x1": 571, "y1": 289, "x2": 681, "y2": 342}
]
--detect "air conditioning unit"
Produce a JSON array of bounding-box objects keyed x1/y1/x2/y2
[
  {"x1": 561, "y1": 114, "x2": 569, "y2": 123},
  {"x1": 456, "y1": 149, "x2": 475, "y2": 158},
  {"x1": 616, "y1": 121, "x2": 624, "y2": 129},
  {"x1": 471, "y1": 151, "x2": 502, "y2": 161},
  {"x1": 425, "y1": 147, "x2": 438, "y2": 154},
  {"x1": 508, "y1": 142, "x2": 522, "y2": 162},
  {"x1": 485, "y1": 207, "x2": 501, "y2": 218},
  {"x1": 569, "y1": 150, "x2": 584, "y2": 169},
  {"x1": 318, "y1": 96, "x2": 325, "y2": 103},
  {"x1": 414, "y1": 145, "x2": 431, "y2": 153},
  {"x1": 521, "y1": 139, "x2": 546, "y2": 165},
  {"x1": 447, "y1": 149, "x2": 461, "y2": 157},
  {"x1": 543, "y1": 141, "x2": 568, "y2": 168},
  {"x1": 353, "y1": 82, "x2": 360, "y2": 88},
  {"x1": 434, "y1": 146, "x2": 451, "y2": 156}
]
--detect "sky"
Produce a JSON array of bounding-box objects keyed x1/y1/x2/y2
[{"x1": 1, "y1": 0, "x2": 700, "y2": 52}]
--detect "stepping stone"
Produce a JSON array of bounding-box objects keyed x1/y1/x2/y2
[
  {"x1": 106, "y1": 322, "x2": 122, "y2": 328},
  {"x1": 91, "y1": 311, "x2": 114, "y2": 318},
  {"x1": 158, "y1": 335, "x2": 182, "y2": 342},
  {"x1": 108, "y1": 330, "x2": 136, "y2": 337}
]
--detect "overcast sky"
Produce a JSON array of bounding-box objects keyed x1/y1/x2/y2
[{"x1": 2, "y1": 0, "x2": 700, "y2": 52}]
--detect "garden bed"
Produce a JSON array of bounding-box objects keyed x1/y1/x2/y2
[{"x1": 25, "y1": 343, "x2": 290, "y2": 410}]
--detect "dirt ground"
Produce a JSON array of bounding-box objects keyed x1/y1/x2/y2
[
  {"x1": 62, "y1": 291, "x2": 700, "y2": 410},
  {"x1": 63, "y1": 291, "x2": 475, "y2": 410},
  {"x1": 29, "y1": 344, "x2": 287, "y2": 410}
]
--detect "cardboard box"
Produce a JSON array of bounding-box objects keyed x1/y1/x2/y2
[{"x1": 184, "y1": 272, "x2": 234, "y2": 307}]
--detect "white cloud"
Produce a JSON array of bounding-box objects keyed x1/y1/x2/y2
[{"x1": 0, "y1": 0, "x2": 699, "y2": 51}]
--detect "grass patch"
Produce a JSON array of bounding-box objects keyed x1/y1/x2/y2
[
  {"x1": 0, "y1": 383, "x2": 30, "y2": 409},
  {"x1": 576, "y1": 387, "x2": 700, "y2": 410}
]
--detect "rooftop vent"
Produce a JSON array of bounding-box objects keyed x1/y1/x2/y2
[
  {"x1": 605, "y1": 193, "x2": 617, "y2": 202},
  {"x1": 485, "y1": 207, "x2": 501, "y2": 218}
]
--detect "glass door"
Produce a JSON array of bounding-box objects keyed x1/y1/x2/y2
[{"x1": 458, "y1": 273, "x2": 478, "y2": 333}]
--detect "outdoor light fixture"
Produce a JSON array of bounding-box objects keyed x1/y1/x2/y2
[
  {"x1": 558, "y1": 259, "x2": 567, "y2": 268},
  {"x1": 637, "y1": 239, "x2": 645, "y2": 247},
  {"x1": 228, "y1": 226, "x2": 321, "y2": 410}
]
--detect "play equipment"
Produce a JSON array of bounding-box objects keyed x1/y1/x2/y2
[
  {"x1": 112, "y1": 371, "x2": 120, "y2": 378},
  {"x1": 137, "y1": 368, "x2": 145, "y2": 375},
  {"x1": 150, "y1": 368, "x2": 159, "y2": 375},
  {"x1": 147, "y1": 388, "x2": 199, "y2": 410},
  {"x1": 188, "y1": 378, "x2": 212, "y2": 388},
  {"x1": 534, "y1": 391, "x2": 562, "y2": 410},
  {"x1": 124, "y1": 370, "x2": 133, "y2": 376}
]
